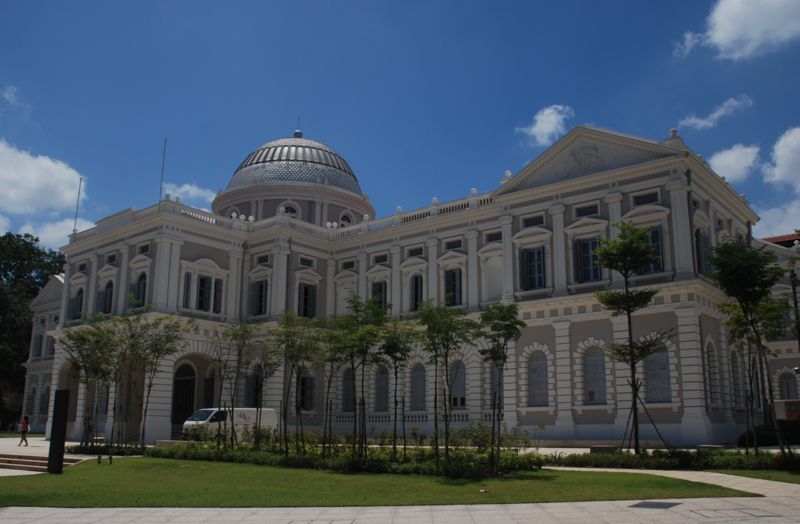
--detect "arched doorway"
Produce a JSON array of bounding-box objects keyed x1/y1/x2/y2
[{"x1": 171, "y1": 364, "x2": 196, "y2": 427}]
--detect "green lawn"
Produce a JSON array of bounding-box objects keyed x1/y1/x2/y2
[
  {"x1": 714, "y1": 469, "x2": 800, "y2": 484},
  {"x1": 0, "y1": 457, "x2": 753, "y2": 507}
]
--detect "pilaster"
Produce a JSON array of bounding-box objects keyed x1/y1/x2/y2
[
  {"x1": 271, "y1": 243, "x2": 290, "y2": 318},
  {"x1": 604, "y1": 193, "x2": 623, "y2": 284},
  {"x1": 325, "y1": 259, "x2": 336, "y2": 318},
  {"x1": 59, "y1": 264, "x2": 71, "y2": 328},
  {"x1": 549, "y1": 205, "x2": 567, "y2": 296},
  {"x1": 552, "y1": 320, "x2": 574, "y2": 437},
  {"x1": 86, "y1": 253, "x2": 99, "y2": 314},
  {"x1": 227, "y1": 250, "x2": 243, "y2": 320},
  {"x1": 500, "y1": 215, "x2": 514, "y2": 303},
  {"x1": 116, "y1": 247, "x2": 130, "y2": 314},
  {"x1": 465, "y1": 230, "x2": 479, "y2": 312},
  {"x1": 166, "y1": 240, "x2": 183, "y2": 312},
  {"x1": 667, "y1": 179, "x2": 694, "y2": 278},
  {"x1": 357, "y1": 252, "x2": 368, "y2": 300},
  {"x1": 426, "y1": 238, "x2": 439, "y2": 304},
  {"x1": 390, "y1": 245, "x2": 402, "y2": 316}
]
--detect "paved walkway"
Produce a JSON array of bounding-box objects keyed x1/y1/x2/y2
[{"x1": 2, "y1": 497, "x2": 800, "y2": 523}]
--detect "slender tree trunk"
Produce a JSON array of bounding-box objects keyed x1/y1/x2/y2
[
  {"x1": 490, "y1": 389, "x2": 497, "y2": 469},
  {"x1": 282, "y1": 362, "x2": 294, "y2": 457},
  {"x1": 759, "y1": 348, "x2": 792, "y2": 455},
  {"x1": 402, "y1": 395, "x2": 407, "y2": 459},
  {"x1": 360, "y1": 362, "x2": 367, "y2": 458},
  {"x1": 350, "y1": 361, "x2": 358, "y2": 458},
  {"x1": 140, "y1": 375, "x2": 154, "y2": 448},
  {"x1": 392, "y1": 365, "x2": 398, "y2": 458},
  {"x1": 443, "y1": 358, "x2": 450, "y2": 461},
  {"x1": 433, "y1": 358, "x2": 440, "y2": 467},
  {"x1": 495, "y1": 365, "x2": 504, "y2": 475}
]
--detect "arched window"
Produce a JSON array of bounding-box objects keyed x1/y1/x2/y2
[
  {"x1": 39, "y1": 385, "x2": 50, "y2": 415},
  {"x1": 528, "y1": 352, "x2": 548, "y2": 406},
  {"x1": 450, "y1": 361, "x2": 466, "y2": 410},
  {"x1": 72, "y1": 289, "x2": 84, "y2": 319},
  {"x1": 410, "y1": 363, "x2": 426, "y2": 411},
  {"x1": 342, "y1": 368, "x2": 355, "y2": 412},
  {"x1": 644, "y1": 351, "x2": 671, "y2": 403},
  {"x1": 490, "y1": 364, "x2": 503, "y2": 408},
  {"x1": 102, "y1": 281, "x2": 114, "y2": 314},
  {"x1": 282, "y1": 205, "x2": 298, "y2": 218},
  {"x1": 706, "y1": 342, "x2": 720, "y2": 404},
  {"x1": 245, "y1": 367, "x2": 264, "y2": 408},
  {"x1": 298, "y1": 368, "x2": 315, "y2": 411},
  {"x1": 583, "y1": 347, "x2": 606, "y2": 405},
  {"x1": 340, "y1": 214, "x2": 352, "y2": 225},
  {"x1": 410, "y1": 274, "x2": 424, "y2": 312},
  {"x1": 135, "y1": 273, "x2": 147, "y2": 306},
  {"x1": 375, "y1": 366, "x2": 389, "y2": 412},
  {"x1": 779, "y1": 372, "x2": 798, "y2": 400}
]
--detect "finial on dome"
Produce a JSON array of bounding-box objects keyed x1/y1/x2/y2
[
  {"x1": 669, "y1": 128, "x2": 678, "y2": 138},
  {"x1": 293, "y1": 129, "x2": 303, "y2": 138}
]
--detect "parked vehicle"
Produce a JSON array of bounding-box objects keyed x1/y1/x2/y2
[{"x1": 182, "y1": 407, "x2": 277, "y2": 438}]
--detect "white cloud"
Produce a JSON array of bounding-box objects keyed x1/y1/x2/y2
[
  {"x1": 708, "y1": 143, "x2": 760, "y2": 183},
  {"x1": 0, "y1": 214, "x2": 9, "y2": 233},
  {"x1": 164, "y1": 182, "x2": 216, "y2": 206},
  {"x1": 1, "y1": 85, "x2": 19, "y2": 107},
  {"x1": 753, "y1": 198, "x2": 800, "y2": 238},
  {"x1": 678, "y1": 95, "x2": 752, "y2": 130},
  {"x1": 515, "y1": 105, "x2": 575, "y2": 147},
  {"x1": 0, "y1": 139, "x2": 85, "y2": 215},
  {"x1": 762, "y1": 127, "x2": 800, "y2": 191},
  {"x1": 676, "y1": 0, "x2": 800, "y2": 60},
  {"x1": 19, "y1": 218, "x2": 95, "y2": 250}
]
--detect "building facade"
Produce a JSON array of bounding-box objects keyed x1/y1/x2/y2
[{"x1": 22, "y1": 125, "x2": 800, "y2": 445}]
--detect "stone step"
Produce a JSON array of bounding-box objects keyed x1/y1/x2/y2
[
  {"x1": 0, "y1": 453, "x2": 82, "y2": 464},
  {"x1": 0, "y1": 453, "x2": 83, "y2": 473}
]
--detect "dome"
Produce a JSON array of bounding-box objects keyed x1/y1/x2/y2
[{"x1": 225, "y1": 131, "x2": 364, "y2": 196}]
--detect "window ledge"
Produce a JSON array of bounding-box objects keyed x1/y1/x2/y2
[
  {"x1": 515, "y1": 288, "x2": 553, "y2": 301},
  {"x1": 518, "y1": 406, "x2": 556, "y2": 415},
  {"x1": 568, "y1": 280, "x2": 610, "y2": 294},
  {"x1": 643, "y1": 401, "x2": 681, "y2": 412},
  {"x1": 572, "y1": 404, "x2": 614, "y2": 415}
]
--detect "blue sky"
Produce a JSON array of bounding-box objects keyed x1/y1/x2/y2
[{"x1": 1, "y1": 0, "x2": 799, "y2": 248}]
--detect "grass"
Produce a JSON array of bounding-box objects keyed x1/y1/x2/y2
[
  {"x1": 0, "y1": 457, "x2": 754, "y2": 507},
  {"x1": 714, "y1": 469, "x2": 800, "y2": 484}
]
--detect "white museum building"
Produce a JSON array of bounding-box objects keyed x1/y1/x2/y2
[{"x1": 21, "y1": 125, "x2": 800, "y2": 445}]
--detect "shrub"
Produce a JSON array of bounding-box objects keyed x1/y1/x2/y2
[{"x1": 543, "y1": 449, "x2": 800, "y2": 471}]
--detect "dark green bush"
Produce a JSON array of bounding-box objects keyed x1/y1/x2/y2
[{"x1": 544, "y1": 449, "x2": 800, "y2": 471}]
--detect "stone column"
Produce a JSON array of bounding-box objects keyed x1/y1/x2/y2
[
  {"x1": 391, "y1": 245, "x2": 402, "y2": 315},
  {"x1": 152, "y1": 238, "x2": 173, "y2": 311},
  {"x1": 72, "y1": 382, "x2": 87, "y2": 442},
  {"x1": 502, "y1": 340, "x2": 519, "y2": 429},
  {"x1": 500, "y1": 215, "x2": 514, "y2": 303},
  {"x1": 166, "y1": 241, "x2": 183, "y2": 312},
  {"x1": 144, "y1": 356, "x2": 175, "y2": 443},
  {"x1": 325, "y1": 258, "x2": 336, "y2": 318},
  {"x1": 270, "y1": 243, "x2": 290, "y2": 318},
  {"x1": 552, "y1": 320, "x2": 574, "y2": 438},
  {"x1": 549, "y1": 205, "x2": 567, "y2": 296},
  {"x1": 227, "y1": 250, "x2": 243, "y2": 320},
  {"x1": 709, "y1": 204, "x2": 718, "y2": 249},
  {"x1": 426, "y1": 238, "x2": 439, "y2": 304},
  {"x1": 675, "y1": 307, "x2": 712, "y2": 445},
  {"x1": 86, "y1": 253, "x2": 99, "y2": 314},
  {"x1": 667, "y1": 179, "x2": 694, "y2": 278},
  {"x1": 605, "y1": 193, "x2": 623, "y2": 284},
  {"x1": 116, "y1": 247, "x2": 130, "y2": 314},
  {"x1": 357, "y1": 252, "x2": 368, "y2": 300},
  {"x1": 465, "y1": 230, "x2": 479, "y2": 312},
  {"x1": 59, "y1": 263, "x2": 71, "y2": 327},
  {"x1": 315, "y1": 201, "x2": 322, "y2": 226},
  {"x1": 611, "y1": 316, "x2": 632, "y2": 436}
]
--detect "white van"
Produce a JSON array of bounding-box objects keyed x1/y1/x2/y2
[{"x1": 182, "y1": 407, "x2": 278, "y2": 438}]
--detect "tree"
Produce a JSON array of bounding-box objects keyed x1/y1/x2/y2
[
  {"x1": 318, "y1": 316, "x2": 350, "y2": 459},
  {"x1": 133, "y1": 315, "x2": 189, "y2": 448},
  {"x1": 215, "y1": 323, "x2": 259, "y2": 448},
  {"x1": 416, "y1": 301, "x2": 477, "y2": 465},
  {"x1": 379, "y1": 319, "x2": 418, "y2": 458},
  {"x1": 475, "y1": 303, "x2": 525, "y2": 472},
  {"x1": 594, "y1": 222, "x2": 666, "y2": 455},
  {"x1": 0, "y1": 233, "x2": 64, "y2": 429},
  {"x1": 252, "y1": 330, "x2": 281, "y2": 451},
  {"x1": 60, "y1": 314, "x2": 117, "y2": 447},
  {"x1": 269, "y1": 312, "x2": 319, "y2": 456},
  {"x1": 711, "y1": 239, "x2": 792, "y2": 456}
]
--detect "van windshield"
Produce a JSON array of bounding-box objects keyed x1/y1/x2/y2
[{"x1": 186, "y1": 409, "x2": 215, "y2": 422}]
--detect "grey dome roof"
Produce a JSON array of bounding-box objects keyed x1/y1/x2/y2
[{"x1": 226, "y1": 133, "x2": 364, "y2": 196}]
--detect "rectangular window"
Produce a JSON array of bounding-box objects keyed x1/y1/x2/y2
[
  {"x1": 695, "y1": 230, "x2": 712, "y2": 275},
  {"x1": 78, "y1": 263, "x2": 87, "y2": 273},
  {"x1": 633, "y1": 191, "x2": 659, "y2": 206},
  {"x1": 575, "y1": 203, "x2": 599, "y2": 218},
  {"x1": 407, "y1": 247, "x2": 424, "y2": 258},
  {"x1": 519, "y1": 247, "x2": 546, "y2": 290},
  {"x1": 485, "y1": 231, "x2": 502, "y2": 243},
  {"x1": 213, "y1": 278, "x2": 223, "y2": 314},
  {"x1": 639, "y1": 226, "x2": 664, "y2": 274},
  {"x1": 373, "y1": 253, "x2": 388, "y2": 264},
  {"x1": 299, "y1": 256, "x2": 314, "y2": 268},
  {"x1": 444, "y1": 268, "x2": 462, "y2": 306},
  {"x1": 182, "y1": 272, "x2": 192, "y2": 309},
  {"x1": 256, "y1": 254, "x2": 269, "y2": 265},
  {"x1": 298, "y1": 283, "x2": 317, "y2": 318},
  {"x1": 299, "y1": 375, "x2": 315, "y2": 411},
  {"x1": 138, "y1": 244, "x2": 149, "y2": 255},
  {"x1": 522, "y1": 215, "x2": 544, "y2": 228},
  {"x1": 411, "y1": 274, "x2": 424, "y2": 312},
  {"x1": 196, "y1": 276, "x2": 212, "y2": 311},
  {"x1": 250, "y1": 280, "x2": 268, "y2": 316},
  {"x1": 106, "y1": 254, "x2": 117, "y2": 265},
  {"x1": 341, "y1": 260, "x2": 355, "y2": 271},
  {"x1": 371, "y1": 281, "x2": 387, "y2": 308},
  {"x1": 444, "y1": 239, "x2": 462, "y2": 251},
  {"x1": 575, "y1": 238, "x2": 601, "y2": 283}
]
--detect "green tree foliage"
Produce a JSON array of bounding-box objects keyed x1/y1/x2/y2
[
  {"x1": 475, "y1": 303, "x2": 525, "y2": 473},
  {"x1": 711, "y1": 239, "x2": 792, "y2": 456},
  {"x1": 594, "y1": 222, "x2": 667, "y2": 455},
  {"x1": 379, "y1": 319, "x2": 419, "y2": 458},
  {"x1": 416, "y1": 301, "x2": 477, "y2": 464},
  {"x1": 0, "y1": 233, "x2": 64, "y2": 428}
]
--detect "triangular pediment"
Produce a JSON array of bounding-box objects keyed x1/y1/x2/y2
[
  {"x1": 496, "y1": 126, "x2": 683, "y2": 195},
  {"x1": 31, "y1": 274, "x2": 64, "y2": 307}
]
